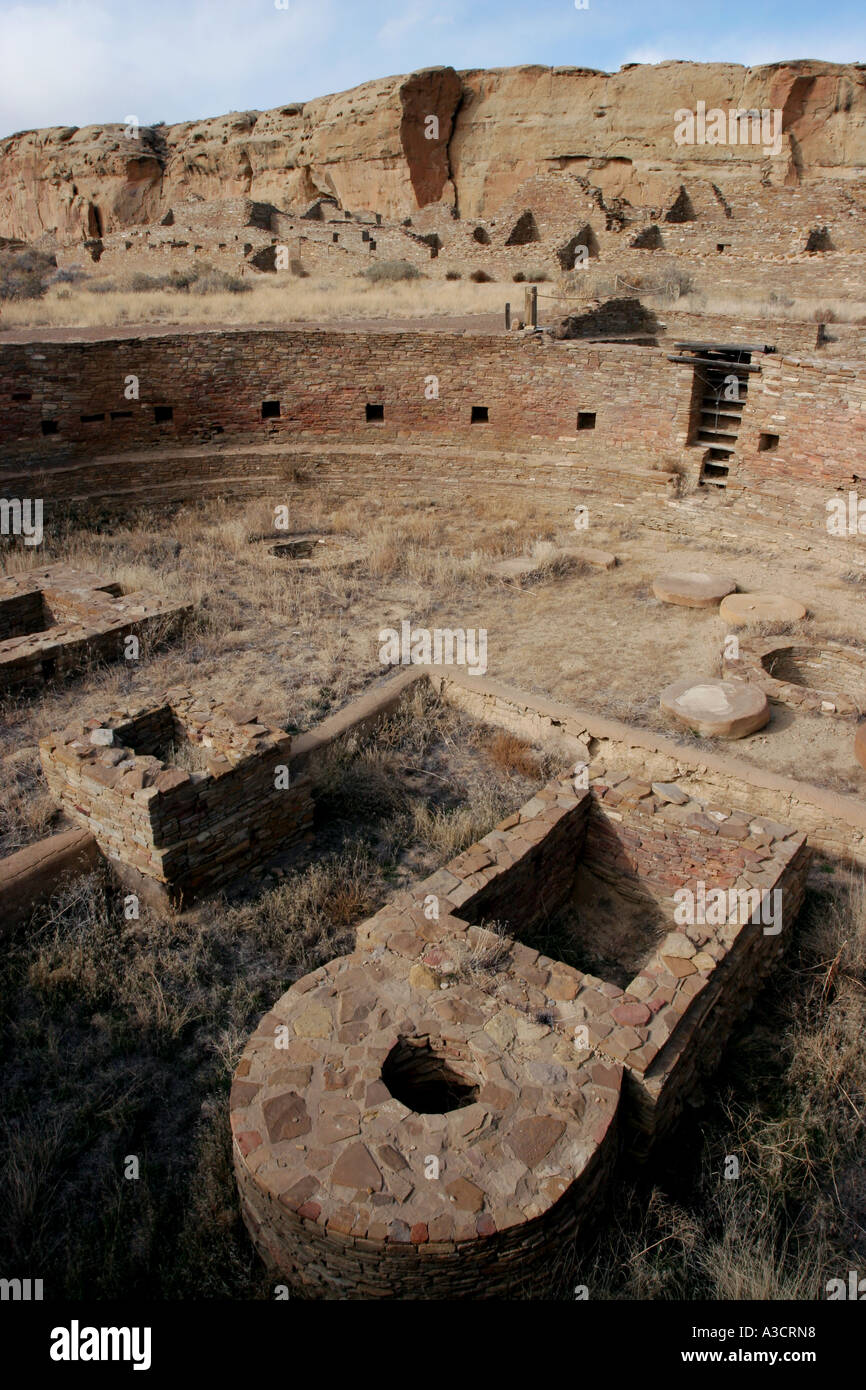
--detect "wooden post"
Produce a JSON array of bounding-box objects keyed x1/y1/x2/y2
[
  {"x1": 505, "y1": 302, "x2": 511, "y2": 331},
  {"x1": 524, "y1": 285, "x2": 537, "y2": 327}
]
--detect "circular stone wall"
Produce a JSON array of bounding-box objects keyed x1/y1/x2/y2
[
  {"x1": 230, "y1": 951, "x2": 621, "y2": 1299},
  {"x1": 659, "y1": 676, "x2": 770, "y2": 738},
  {"x1": 727, "y1": 638, "x2": 866, "y2": 716}
]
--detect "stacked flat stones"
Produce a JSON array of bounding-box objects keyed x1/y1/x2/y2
[
  {"x1": 0, "y1": 563, "x2": 190, "y2": 692},
  {"x1": 724, "y1": 636, "x2": 866, "y2": 717},
  {"x1": 232, "y1": 768, "x2": 808, "y2": 1298},
  {"x1": 39, "y1": 687, "x2": 312, "y2": 896}
]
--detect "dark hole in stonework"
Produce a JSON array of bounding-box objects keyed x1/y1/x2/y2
[
  {"x1": 154, "y1": 405, "x2": 173, "y2": 424},
  {"x1": 381, "y1": 1037, "x2": 479, "y2": 1115},
  {"x1": 366, "y1": 403, "x2": 384, "y2": 422},
  {"x1": 12, "y1": 392, "x2": 31, "y2": 401},
  {"x1": 80, "y1": 412, "x2": 105, "y2": 423},
  {"x1": 41, "y1": 420, "x2": 59, "y2": 435},
  {"x1": 110, "y1": 411, "x2": 133, "y2": 420},
  {"x1": 471, "y1": 405, "x2": 489, "y2": 423},
  {"x1": 577, "y1": 411, "x2": 597, "y2": 431},
  {"x1": 261, "y1": 400, "x2": 281, "y2": 419},
  {"x1": 759, "y1": 432, "x2": 779, "y2": 452},
  {"x1": 332, "y1": 232, "x2": 339, "y2": 242}
]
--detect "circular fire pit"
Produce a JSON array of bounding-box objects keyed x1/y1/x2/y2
[
  {"x1": 230, "y1": 950, "x2": 620, "y2": 1300},
  {"x1": 724, "y1": 638, "x2": 866, "y2": 717}
]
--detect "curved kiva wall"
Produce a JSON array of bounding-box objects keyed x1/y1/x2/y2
[
  {"x1": 231, "y1": 766, "x2": 809, "y2": 1298},
  {"x1": 1, "y1": 330, "x2": 865, "y2": 519}
]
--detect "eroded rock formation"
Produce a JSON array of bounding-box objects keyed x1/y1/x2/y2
[{"x1": 1, "y1": 60, "x2": 864, "y2": 243}]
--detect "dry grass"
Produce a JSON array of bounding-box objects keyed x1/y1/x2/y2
[
  {"x1": 0, "y1": 273, "x2": 504, "y2": 330},
  {"x1": 574, "y1": 874, "x2": 866, "y2": 1301},
  {"x1": 0, "y1": 691, "x2": 551, "y2": 1298}
]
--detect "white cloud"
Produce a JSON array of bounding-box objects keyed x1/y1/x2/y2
[{"x1": 0, "y1": 0, "x2": 338, "y2": 135}]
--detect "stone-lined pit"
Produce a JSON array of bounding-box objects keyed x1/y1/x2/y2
[{"x1": 725, "y1": 637, "x2": 866, "y2": 717}]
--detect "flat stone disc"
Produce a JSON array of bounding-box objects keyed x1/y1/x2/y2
[
  {"x1": 660, "y1": 677, "x2": 770, "y2": 738},
  {"x1": 719, "y1": 592, "x2": 807, "y2": 627},
  {"x1": 855, "y1": 723, "x2": 866, "y2": 772},
  {"x1": 652, "y1": 570, "x2": 737, "y2": 608}
]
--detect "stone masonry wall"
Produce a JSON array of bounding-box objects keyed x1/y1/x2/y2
[
  {"x1": 39, "y1": 687, "x2": 313, "y2": 897},
  {"x1": 0, "y1": 563, "x2": 190, "y2": 692},
  {"x1": 232, "y1": 756, "x2": 807, "y2": 1296},
  {"x1": 2, "y1": 329, "x2": 863, "y2": 527},
  {"x1": 435, "y1": 671, "x2": 866, "y2": 867}
]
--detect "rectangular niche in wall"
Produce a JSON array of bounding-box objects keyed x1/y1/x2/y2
[
  {"x1": 471, "y1": 406, "x2": 489, "y2": 423},
  {"x1": 154, "y1": 405, "x2": 174, "y2": 424},
  {"x1": 577, "y1": 412, "x2": 597, "y2": 431},
  {"x1": 758, "y1": 432, "x2": 779, "y2": 452},
  {"x1": 366, "y1": 403, "x2": 384, "y2": 422},
  {"x1": 261, "y1": 400, "x2": 281, "y2": 419}
]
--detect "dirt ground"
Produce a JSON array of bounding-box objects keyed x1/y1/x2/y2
[{"x1": 3, "y1": 484, "x2": 865, "y2": 855}]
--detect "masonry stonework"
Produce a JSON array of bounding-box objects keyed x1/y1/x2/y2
[
  {"x1": 232, "y1": 752, "x2": 808, "y2": 1298},
  {"x1": 39, "y1": 688, "x2": 313, "y2": 898}
]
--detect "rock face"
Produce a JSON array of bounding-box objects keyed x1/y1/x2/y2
[{"x1": 2, "y1": 59, "x2": 865, "y2": 243}]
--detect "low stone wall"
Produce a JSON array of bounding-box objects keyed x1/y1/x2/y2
[
  {"x1": 0, "y1": 827, "x2": 99, "y2": 934},
  {"x1": 0, "y1": 563, "x2": 190, "y2": 692},
  {"x1": 725, "y1": 637, "x2": 866, "y2": 718},
  {"x1": 39, "y1": 687, "x2": 313, "y2": 898},
  {"x1": 434, "y1": 671, "x2": 866, "y2": 867}
]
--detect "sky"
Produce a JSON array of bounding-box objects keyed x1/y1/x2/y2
[{"x1": 1, "y1": 0, "x2": 865, "y2": 138}]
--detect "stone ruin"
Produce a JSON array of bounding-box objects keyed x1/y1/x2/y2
[
  {"x1": 0, "y1": 563, "x2": 190, "y2": 692},
  {"x1": 231, "y1": 754, "x2": 809, "y2": 1299},
  {"x1": 39, "y1": 688, "x2": 313, "y2": 900},
  {"x1": 725, "y1": 637, "x2": 866, "y2": 719}
]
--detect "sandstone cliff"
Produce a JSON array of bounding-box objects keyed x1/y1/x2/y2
[{"x1": 1, "y1": 60, "x2": 864, "y2": 244}]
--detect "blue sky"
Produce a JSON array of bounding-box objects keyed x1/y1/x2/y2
[{"x1": 1, "y1": 0, "x2": 865, "y2": 137}]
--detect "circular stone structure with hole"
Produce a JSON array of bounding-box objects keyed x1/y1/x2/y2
[
  {"x1": 659, "y1": 676, "x2": 770, "y2": 739},
  {"x1": 230, "y1": 950, "x2": 620, "y2": 1299},
  {"x1": 719, "y1": 592, "x2": 807, "y2": 627},
  {"x1": 652, "y1": 570, "x2": 737, "y2": 608},
  {"x1": 724, "y1": 637, "x2": 866, "y2": 717}
]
